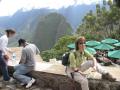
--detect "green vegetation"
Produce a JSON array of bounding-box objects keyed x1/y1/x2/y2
[
  {"x1": 77, "y1": 0, "x2": 120, "y2": 40},
  {"x1": 41, "y1": 35, "x2": 76, "y2": 61}
]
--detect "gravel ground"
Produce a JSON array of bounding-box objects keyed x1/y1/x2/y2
[{"x1": 0, "y1": 78, "x2": 52, "y2": 90}]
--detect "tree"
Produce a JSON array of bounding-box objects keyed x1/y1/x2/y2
[
  {"x1": 41, "y1": 35, "x2": 77, "y2": 61},
  {"x1": 76, "y1": 0, "x2": 120, "y2": 40},
  {"x1": 114, "y1": 0, "x2": 120, "y2": 7}
]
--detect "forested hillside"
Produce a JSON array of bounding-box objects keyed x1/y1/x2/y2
[{"x1": 33, "y1": 13, "x2": 72, "y2": 51}]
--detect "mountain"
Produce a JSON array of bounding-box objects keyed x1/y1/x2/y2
[
  {"x1": 33, "y1": 13, "x2": 72, "y2": 51},
  {"x1": 0, "y1": 4, "x2": 96, "y2": 31},
  {"x1": 0, "y1": 8, "x2": 52, "y2": 30},
  {"x1": 58, "y1": 5, "x2": 96, "y2": 30},
  {"x1": 7, "y1": 13, "x2": 72, "y2": 51}
]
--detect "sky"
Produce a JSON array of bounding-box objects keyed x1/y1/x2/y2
[{"x1": 0, "y1": 0, "x2": 103, "y2": 17}]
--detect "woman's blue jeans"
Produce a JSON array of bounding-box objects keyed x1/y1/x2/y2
[{"x1": 0, "y1": 51, "x2": 10, "y2": 81}]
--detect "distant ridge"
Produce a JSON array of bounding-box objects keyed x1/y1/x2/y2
[{"x1": 0, "y1": 4, "x2": 96, "y2": 31}]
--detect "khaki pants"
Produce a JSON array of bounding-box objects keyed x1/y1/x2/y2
[{"x1": 66, "y1": 60, "x2": 107, "y2": 90}]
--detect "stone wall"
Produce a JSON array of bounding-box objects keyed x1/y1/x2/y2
[{"x1": 0, "y1": 66, "x2": 120, "y2": 90}]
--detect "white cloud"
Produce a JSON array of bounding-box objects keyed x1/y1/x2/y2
[{"x1": 0, "y1": 0, "x2": 103, "y2": 16}]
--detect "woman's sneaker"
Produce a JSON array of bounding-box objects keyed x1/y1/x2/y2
[
  {"x1": 26, "y1": 78, "x2": 36, "y2": 88},
  {"x1": 9, "y1": 78, "x2": 15, "y2": 83},
  {"x1": 3, "y1": 77, "x2": 15, "y2": 85}
]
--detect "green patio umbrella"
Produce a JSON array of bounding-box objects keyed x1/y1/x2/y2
[
  {"x1": 86, "y1": 41, "x2": 101, "y2": 47},
  {"x1": 101, "y1": 38, "x2": 118, "y2": 44},
  {"x1": 67, "y1": 43, "x2": 75, "y2": 49},
  {"x1": 94, "y1": 43, "x2": 115, "y2": 50},
  {"x1": 114, "y1": 42, "x2": 120, "y2": 47},
  {"x1": 108, "y1": 50, "x2": 120, "y2": 59},
  {"x1": 85, "y1": 47, "x2": 96, "y2": 55}
]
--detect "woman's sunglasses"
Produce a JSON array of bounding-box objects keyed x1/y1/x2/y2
[{"x1": 79, "y1": 42, "x2": 85, "y2": 45}]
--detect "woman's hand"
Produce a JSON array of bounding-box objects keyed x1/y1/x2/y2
[
  {"x1": 3, "y1": 54, "x2": 9, "y2": 61},
  {"x1": 73, "y1": 68, "x2": 87, "y2": 77},
  {"x1": 74, "y1": 68, "x2": 79, "y2": 72}
]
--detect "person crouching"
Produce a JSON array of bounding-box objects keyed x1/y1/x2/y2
[{"x1": 13, "y1": 39, "x2": 40, "y2": 88}]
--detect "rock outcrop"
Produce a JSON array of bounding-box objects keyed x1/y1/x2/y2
[{"x1": 0, "y1": 66, "x2": 120, "y2": 90}]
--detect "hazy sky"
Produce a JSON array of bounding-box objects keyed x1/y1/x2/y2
[{"x1": 0, "y1": 0, "x2": 103, "y2": 16}]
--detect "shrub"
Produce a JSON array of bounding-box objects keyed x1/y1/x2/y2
[{"x1": 41, "y1": 35, "x2": 77, "y2": 61}]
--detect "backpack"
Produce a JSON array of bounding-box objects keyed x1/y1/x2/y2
[
  {"x1": 62, "y1": 52, "x2": 70, "y2": 66},
  {"x1": 62, "y1": 52, "x2": 76, "y2": 66}
]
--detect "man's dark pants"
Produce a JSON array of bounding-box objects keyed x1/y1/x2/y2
[{"x1": 0, "y1": 51, "x2": 10, "y2": 81}]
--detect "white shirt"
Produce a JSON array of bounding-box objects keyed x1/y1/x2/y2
[{"x1": 0, "y1": 35, "x2": 9, "y2": 54}]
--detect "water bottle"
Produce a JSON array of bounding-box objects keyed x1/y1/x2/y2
[{"x1": 12, "y1": 53, "x2": 16, "y2": 61}]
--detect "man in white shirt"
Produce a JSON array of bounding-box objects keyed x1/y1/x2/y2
[
  {"x1": 0, "y1": 29, "x2": 16, "y2": 82},
  {"x1": 13, "y1": 39, "x2": 40, "y2": 88}
]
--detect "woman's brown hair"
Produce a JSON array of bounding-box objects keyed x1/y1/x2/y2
[
  {"x1": 75, "y1": 36, "x2": 86, "y2": 50},
  {"x1": 5, "y1": 29, "x2": 16, "y2": 34}
]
